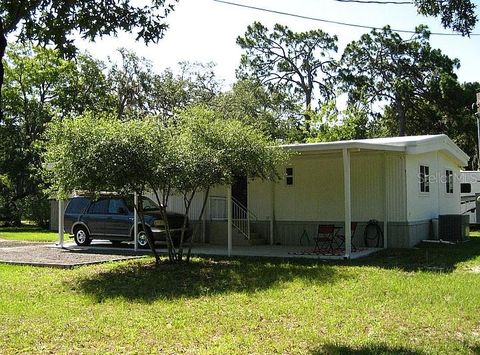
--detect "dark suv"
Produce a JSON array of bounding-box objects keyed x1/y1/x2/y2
[{"x1": 64, "y1": 195, "x2": 191, "y2": 248}]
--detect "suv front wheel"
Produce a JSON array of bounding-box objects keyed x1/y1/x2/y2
[
  {"x1": 136, "y1": 229, "x2": 151, "y2": 249},
  {"x1": 74, "y1": 226, "x2": 91, "y2": 246}
]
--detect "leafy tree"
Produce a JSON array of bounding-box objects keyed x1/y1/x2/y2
[
  {"x1": 43, "y1": 113, "x2": 167, "y2": 264},
  {"x1": 148, "y1": 61, "x2": 221, "y2": 121},
  {"x1": 107, "y1": 49, "x2": 221, "y2": 121},
  {"x1": 108, "y1": 48, "x2": 155, "y2": 120},
  {"x1": 0, "y1": 45, "x2": 111, "y2": 225},
  {"x1": 212, "y1": 79, "x2": 301, "y2": 141},
  {"x1": 0, "y1": 0, "x2": 176, "y2": 120},
  {"x1": 414, "y1": 0, "x2": 477, "y2": 36},
  {"x1": 237, "y1": 22, "x2": 338, "y2": 134},
  {"x1": 339, "y1": 26, "x2": 459, "y2": 136},
  {"x1": 307, "y1": 101, "x2": 374, "y2": 143}
]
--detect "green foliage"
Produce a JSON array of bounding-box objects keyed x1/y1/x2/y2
[
  {"x1": 237, "y1": 22, "x2": 338, "y2": 134},
  {"x1": 108, "y1": 49, "x2": 220, "y2": 121},
  {"x1": 212, "y1": 79, "x2": 301, "y2": 142},
  {"x1": 0, "y1": 1, "x2": 176, "y2": 55},
  {"x1": 340, "y1": 26, "x2": 459, "y2": 136},
  {"x1": 43, "y1": 113, "x2": 164, "y2": 199},
  {"x1": 307, "y1": 102, "x2": 374, "y2": 143},
  {"x1": 414, "y1": 0, "x2": 477, "y2": 35},
  {"x1": 175, "y1": 105, "x2": 288, "y2": 187},
  {"x1": 0, "y1": 45, "x2": 113, "y2": 225}
]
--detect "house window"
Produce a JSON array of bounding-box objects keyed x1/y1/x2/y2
[
  {"x1": 445, "y1": 169, "x2": 453, "y2": 194},
  {"x1": 461, "y1": 183, "x2": 471, "y2": 193},
  {"x1": 419, "y1": 165, "x2": 430, "y2": 193},
  {"x1": 209, "y1": 197, "x2": 226, "y2": 220},
  {"x1": 285, "y1": 167, "x2": 294, "y2": 186}
]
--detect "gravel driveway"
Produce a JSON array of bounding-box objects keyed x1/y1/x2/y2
[{"x1": 0, "y1": 239, "x2": 146, "y2": 268}]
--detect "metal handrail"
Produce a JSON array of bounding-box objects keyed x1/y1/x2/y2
[{"x1": 209, "y1": 195, "x2": 256, "y2": 240}]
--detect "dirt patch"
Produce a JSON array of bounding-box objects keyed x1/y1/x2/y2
[
  {"x1": 468, "y1": 266, "x2": 480, "y2": 273},
  {"x1": 0, "y1": 239, "x2": 146, "y2": 268}
]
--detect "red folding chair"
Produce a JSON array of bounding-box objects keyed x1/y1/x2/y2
[{"x1": 314, "y1": 224, "x2": 336, "y2": 254}]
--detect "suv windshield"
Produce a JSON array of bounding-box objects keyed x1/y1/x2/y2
[{"x1": 125, "y1": 196, "x2": 159, "y2": 211}]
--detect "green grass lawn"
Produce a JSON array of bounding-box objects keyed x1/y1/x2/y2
[
  {"x1": 0, "y1": 234, "x2": 479, "y2": 353},
  {"x1": 0, "y1": 226, "x2": 58, "y2": 242}
]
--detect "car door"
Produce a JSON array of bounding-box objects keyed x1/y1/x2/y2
[
  {"x1": 82, "y1": 198, "x2": 109, "y2": 236},
  {"x1": 104, "y1": 198, "x2": 132, "y2": 238}
]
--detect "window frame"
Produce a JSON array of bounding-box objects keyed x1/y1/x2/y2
[
  {"x1": 445, "y1": 169, "x2": 454, "y2": 195},
  {"x1": 285, "y1": 167, "x2": 294, "y2": 186},
  {"x1": 419, "y1": 164, "x2": 430, "y2": 194}
]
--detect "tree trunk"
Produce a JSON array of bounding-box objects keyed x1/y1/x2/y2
[
  {"x1": 0, "y1": 27, "x2": 7, "y2": 123},
  {"x1": 135, "y1": 194, "x2": 161, "y2": 266},
  {"x1": 186, "y1": 187, "x2": 210, "y2": 262},
  {"x1": 395, "y1": 94, "x2": 406, "y2": 136},
  {"x1": 304, "y1": 90, "x2": 312, "y2": 135}
]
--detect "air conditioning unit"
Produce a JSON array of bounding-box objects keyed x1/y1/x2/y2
[{"x1": 438, "y1": 214, "x2": 469, "y2": 242}]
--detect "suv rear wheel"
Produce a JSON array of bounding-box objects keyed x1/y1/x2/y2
[{"x1": 73, "y1": 226, "x2": 91, "y2": 246}]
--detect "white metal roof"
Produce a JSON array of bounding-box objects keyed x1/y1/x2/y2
[{"x1": 281, "y1": 134, "x2": 469, "y2": 167}]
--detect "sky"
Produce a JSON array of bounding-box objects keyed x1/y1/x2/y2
[{"x1": 75, "y1": 0, "x2": 480, "y2": 89}]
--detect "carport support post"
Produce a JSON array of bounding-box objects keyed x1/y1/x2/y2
[
  {"x1": 342, "y1": 148, "x2": 352, "y2": 258},
  {"x1": 134, "y1": 192, "x2": 138, "y2": 251},
  {"x1": 58, "y1": 199, "x2": 64, "y2": 248},
  {"x1": 227, "y1": 185, "x2": 233, "y2": 257},
  {"x1": 383, "y1": 153, "x2": 388, "y2": 249}
]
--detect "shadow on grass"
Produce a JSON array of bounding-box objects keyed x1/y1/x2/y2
[
  {"x1": 349, "y1": 236, "x2": 480, "y2": 273},
  {"x1": 311, "y1": 343, "x2": 424, "y2": 355},
  {"x1": 75, "y1": 257, "x2": 345, "y2": 303}
]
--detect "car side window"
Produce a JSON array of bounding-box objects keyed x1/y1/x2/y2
[
  {"x1": 65, "y1": 197, "x2": 90, "y2": 214},
  {"x1": 108, "y1": 199, "x2": 128, "y2": 214},
  {"x1": 87, "y1": 199, "x2": 109, "y2": 214}
]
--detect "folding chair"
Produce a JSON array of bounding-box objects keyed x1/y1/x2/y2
[
  {"x1": 313, "y1": 224, "x2": 336, "y2": 254},
  {"x1": 336, "y1": 222, "x2": 358, "y2": 252}
]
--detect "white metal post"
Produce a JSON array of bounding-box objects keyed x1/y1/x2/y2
[
  {"x1": 476, "y1": 92, "x2": 480, "y2": 170},
  {"x1": 270, "y1": 181, "x2": 275, "y2": 245},
  {"x1": 477, "y1": 116, "x2": 480, "y2": 171},
  {"x1": 227, "y1": 185, "x2": 233, "y2": 257},
  {"x1": 342, "y1": 148, "x2": 352, "y2": 259},
  {"x1": 58, "y1": 199, "x2": 64, "y2": 248},
  {"x1": 134, "y1": 192, "x2": 138, "y2": 251},
  {"x1": 383, "y1": 153, "x2": 388, "y2": 249},
  {"x1": 202, "y1": 191, "x2": 207, "y2": 243}
]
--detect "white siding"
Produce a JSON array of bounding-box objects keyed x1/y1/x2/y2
[
  {"x1": 438, "y1": 153, "x2": 461, "y2": 215},
  {"x1": 248, "y1": 151, "x2": 403, "y2": 223},
  {"x1": 272, "y1": 154, "x2": 344, "y2": 221},
  {"x1": 248, "y1": 179, "x2": 273, "y2": 220},
  {"x1": 385, "y1": 154, "x2": 407, "y2": 222},
  {"x1": 350, "y1": 152, "x2": 385, "y2": 221},
  {"x1": 405, "y1": 151, "x2": 461, "y2": 221}
]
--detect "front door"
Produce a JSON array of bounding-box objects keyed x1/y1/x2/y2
[{"x1": 232, "y1": 175, "x2": 248, "y2": 208}]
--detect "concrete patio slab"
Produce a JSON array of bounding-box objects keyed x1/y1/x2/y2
[{"x1": 61, "y1": 241, "x2": 381, "y2": 260}]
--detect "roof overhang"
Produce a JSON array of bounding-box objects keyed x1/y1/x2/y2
[{"x1": 280, "y1": 134, "x2": 469, "y2": 167}]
